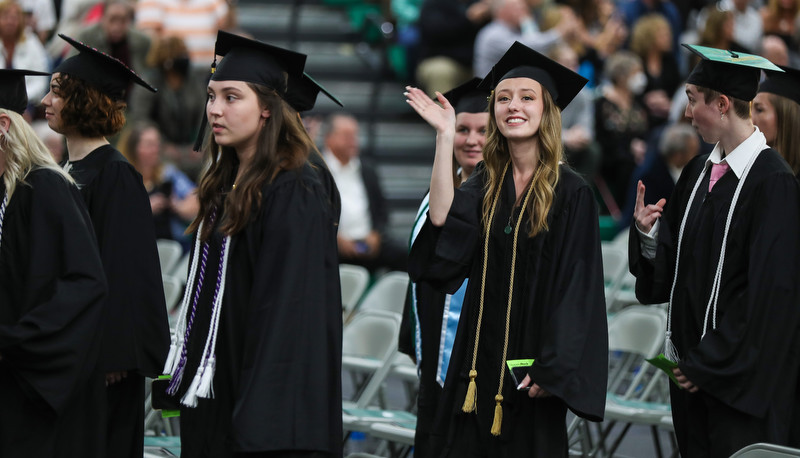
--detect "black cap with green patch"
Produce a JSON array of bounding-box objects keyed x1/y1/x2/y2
[{"x1": 684, "y1": 44, "x2": 782, "y2": 102}]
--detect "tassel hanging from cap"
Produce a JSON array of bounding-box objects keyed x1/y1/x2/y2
[
  {"x1": 490, "y1": 394, "x2": 503, "y2": 436},
  {"x1": 462, "y1": 370, "x2": 478, "y2": 412}
]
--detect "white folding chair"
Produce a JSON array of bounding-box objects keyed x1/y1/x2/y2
[
  {"x1": 730, "y1": 443, "x2": 800, "y2": 457},
  {"x1": 170, "y1": 251, "x2": 190, "y2": 285},
  {"x1": 162, "y1": 274, "x2": 183, "y2": 318},
  {"x1": 340, "y1": 264, "x2": 371, "y2": 321},
  {"x1": 353, "y1": 271, "x2": 409, "y2": 317},
  {"x1": 342, "y1": 310, "x2": 402, "y2": 405},
  {"x1": 602, "y1": 243, "x2": 628, "y2": 310},
  {"x1": 156, "y1": 239, "x2": 183, "y2": 275}
]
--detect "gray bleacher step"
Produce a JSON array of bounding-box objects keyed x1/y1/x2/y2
[
  {"x1": 303, "y1": 80, "x2": 414, "y2": 116},
  {"x1": 370, "y1": 121, "x2": 436, "y2": 158},
  {"x1": 237, "y1": 3, "x2": 354, "y2": 41},
  {"x1": 243, "y1": 40, "x2": 379, "y2": 80}
]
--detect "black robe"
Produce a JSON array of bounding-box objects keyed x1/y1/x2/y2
[
  {"x1": 64, "y1": 145, "x2": 170, "y2": 458},
  {"x1": 409, "y1": 163, "x2": 608, "y2": 457},
  {"x1": 629, "y1": 149, "x2": 800, "y2": 456},
  {"x1": 177, "y1": 161, "x2": 343, "y2": 457},
  {"x1": 0, "y1": 168, "x2": 107, "y2": 457}
]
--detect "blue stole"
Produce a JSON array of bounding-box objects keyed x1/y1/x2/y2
[{"x1": 409, "y1": 192, "x2": 467, "y2": 387}]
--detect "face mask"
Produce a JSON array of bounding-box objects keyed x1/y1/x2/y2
[{"x1": 627, "y1": 71, "x2": 647, "y2": 94}]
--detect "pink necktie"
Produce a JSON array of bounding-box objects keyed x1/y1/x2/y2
[{"x1": 708, "y1": 162, "x2": 730, "y2": 191}]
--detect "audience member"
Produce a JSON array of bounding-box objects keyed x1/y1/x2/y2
[
  {"x1": 128, "y1": 35, "x2": 205, "y2": 147},
  {"x1": 550, "y1": 42, "x2": 599, "y2": 177},
  {"x1": 630, "y1": 13, "x2": 681, "y2": 128},
  {"x1": 0, "y1": 1, "x2": 50, "y2": 102},
  {"x1": 753, "y1": 64, "x2": 800, "y2": 176},
  {"x1": 76, "y1": 1, "x2": 151, "y2": 75},
  {"x1": 596, "y1": 50, "x2": 649, "y2": 210},
  {"x1": 19, "y1": 0, "x2": 56, "y2": 43},
  {"x1": 619, "y1": 0, "x2": 683, "y2": 59},
  {"x1": 415, "y1": 0, "x2": 491, "y2": 95},
  {"x1": 322, "y1": 112, "x2": 407, "y2": 272},
  {"x1": 119, "y1": 122, "x2": 199, "y2": 246},
  {"x1": 761, "y1": 0, "x2": 800, "y2": 51},
  {"x1": 694, "y1": 7, "x2": 749, "y2": 69},
  {"x1": 135, "y1": 0, "x2": 229, "y2": 70},
  {"x1": 761, "y1": 33, "x2": 791, "y2": 65},
  {"x1": 719, "y1": 0, "x2": 764, "y2": 52},
  {"x1": 473, "y1": 0, "x2": 577, "y2": 77},
  {"x1": 566, "y1": 0, "x2": 628, "y2": 87}
]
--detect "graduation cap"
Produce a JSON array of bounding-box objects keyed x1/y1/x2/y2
[
  {"x1": 477, "y1": 41, "x2": 588, "y2": 110},
  {"x1": 194, "y1": 32, "x2": 309, "y2": 151},
  {"x1": 684, "y1": 44, "x2": 783, "y2": 102},
  {"x1": 284, "y1": 72, "x2": 343, "y2": 112},
  {"x1": 443, "y1": 77, "x2": 489, "y2": 114},
  {"x1": 211, "y1": 31, "x2": 307, "y2": 95},
  {"x1": 0, "y1": 69, "x2": 50, "y2": 114},
  {"x1": 53, "y1": 34, "x2": 156, "y2": 101},
  {"x1": 758, "y1": 64, "x2": 800, "y2": 106}
]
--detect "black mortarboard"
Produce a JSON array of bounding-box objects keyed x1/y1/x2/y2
[
  {"x1": 54, "y1": 34, "x2": 156, "y2": 100},
  {"x1": 211, "y1": 31, "x2": 306, "y2": 95},
  {"x1": 684, "y1": 44, "x2": 782, "y2": 102},
  {"x1": 0, "y1": 69, "x2": 50, "y2": 114},
  {"x1": 758, "y1": 64, "x2": 800, "y2": 106},
  {"x1": 284, "y1": 72, "x2": 343, "y2": 112},
  {"x1": 443, "y1": 77, "x2": 489, "y2": 114},
  {"x1": 477, "y1": 41, "x2": 588, "y2": 110}
]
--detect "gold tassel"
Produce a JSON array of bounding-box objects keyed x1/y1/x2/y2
[
  {"x1": 491, "y1": 394, "x2": 503, "y2": 436},
  {"x1": 462, "y1": 370, "x2": 478, "y2": 412}
]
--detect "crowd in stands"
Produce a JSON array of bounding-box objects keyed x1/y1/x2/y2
[{"x1": 395, "y1": 0, "x2": 800, "y2": 229}]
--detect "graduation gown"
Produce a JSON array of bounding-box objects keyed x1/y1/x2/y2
[
  {"x1": 0, "y1": 168, "x2": 107, "y2": 457},
  {"x1": 65, "y1": 145, "x2": 169, "y2": 376},
  {"x1": 409, "y1": 162, "x2": 608, "y2": 457},
  {"x1": 178, "y1": 161, "x2": 343, "y2": 457},
  {"x1": 629, "y1": 148, "x2": 800, "y2": 456}
]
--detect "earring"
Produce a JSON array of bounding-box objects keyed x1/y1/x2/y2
[{"x1": 720, "y1": 112, "x2": 725, "y2": 120}]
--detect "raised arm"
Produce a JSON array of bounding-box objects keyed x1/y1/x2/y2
[{"x1": 405, "y1": 86, "x2": 456, "y2": 226}]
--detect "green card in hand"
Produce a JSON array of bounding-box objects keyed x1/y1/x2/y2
[{"x1": 645, "y1": 353, "x2": 682, "y2": 388}]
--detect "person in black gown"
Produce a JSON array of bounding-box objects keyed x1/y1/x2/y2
[
  {"x1": 40, "y1": 34, "x2": 170, "y2": 458},
  {"x1": 162, "y1": 31, "x2": 343, "y2": 458},
  {"x1": 752, "y1": 64, "x2": 800, "y2": 178},
  {"x1": 630, "y1": 45, "x2": 800, "y2": 456},
  {"x1": 404, "y1": 42, "x2": 608, "y2": 457},
  {"x1": 0, "y1": 69, "x2": 107, "y2": 457},
  {"x1": 399, "y1": 76, "x2": 489, "y2": 458}
]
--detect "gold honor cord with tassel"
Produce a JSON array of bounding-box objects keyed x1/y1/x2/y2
[
  {"x1": 461, "y1": 160, "x2": 539, "y2": 437},
  {"x1": 462, "y1": 161, "x2": 509, "y2": 414}
]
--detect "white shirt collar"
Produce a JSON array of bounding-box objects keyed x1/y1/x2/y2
[
  {"x1": 323, "y1": 149, "x2": 360, "y2": 174},
  {"x1": 705, "y1": 126, "x2": 766, "y2": 179}
]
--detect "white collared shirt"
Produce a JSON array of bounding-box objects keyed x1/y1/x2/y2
[{"x1": 323, "y1": 150, "x2": 373, "y2": 240}]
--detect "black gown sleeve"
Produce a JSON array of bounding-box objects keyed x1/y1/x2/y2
[
  {"x1": 529, "y1": 180, "x2": 609, "y2": 422},
  {"x1": 88, "y1": 161, "x2": 170, "y2": 376},
  {"x1": 0, "y1": 171, "x2": 107, "y2": 414},
  {"x1": 680, "y1": 172, "x2": 800, "y2": 417},
  {"x1": 408, "y1": 163, "x2": 485, "y2": 294}
]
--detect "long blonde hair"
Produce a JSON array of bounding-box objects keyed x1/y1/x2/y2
[
  {"x1": 1, "y1": 108, "x2": 72, "y2": 199},
  {"x1": 481, "y1": 86, "x2": 562, "y2": 237}
]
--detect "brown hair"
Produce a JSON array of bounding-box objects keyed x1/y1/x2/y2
[
  {"x1": 188, "y1": 83, "x2": 312, "y2": 240},
  {"x1": 481, "y1": 85, "x2": 562, "y2": 237},
  {"x1": 697, "y1": 85, "x2": 751, "y2": 119},
  {"x1": 54, "y1": 73, "x2": 127, "y2": 137},
  {"x1": 146, "y1": 35, "x2": 189, "y2": 69},
  {"x1": 769, "y1": 93, "x2": 800, "y2": 175}
]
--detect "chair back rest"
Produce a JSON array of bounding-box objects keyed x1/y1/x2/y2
[
  {"x1": 156, "y1": 239, "x2": 183, "y2": 275},
  {"x1": 608, "y1": 305, "x2": 667, "y2": 358},
  {"x1": 162, "y1": 274, "x2": 183, "y2": 314},
  {"x1": 356, "y1": 271, "x2": 409, "y2": 316},
  {"x1": 343, "y1": 310, "x2": 401, "y2": 361},
  {"x1": 340, "y1": 264, "x2": 371, "y2": 316}
]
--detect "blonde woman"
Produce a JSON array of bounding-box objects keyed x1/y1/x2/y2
[
  {"x1": 405, "y1": 41, "x2": 607, "y2": 456},
  {"x1": 630, "y1": 13, "x2": 681, "y2": 127},
  {"x1": 0, "y1": 69, "x2": 106, "y2": 457}
]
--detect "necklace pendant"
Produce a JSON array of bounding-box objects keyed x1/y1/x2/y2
[{"x1": 504, "y1": 225, "x2": 512, "y2": 234}]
